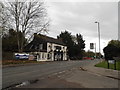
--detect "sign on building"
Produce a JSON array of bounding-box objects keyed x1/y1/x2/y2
[
  {"x1": 90, "y1": 43, "x2": 94, "y2": 49},
  {"x1": 29, "y1": 55, "x2": 35, "y2": 60},
  {"x1": 15, "y1": 53, "x2": 29, "y2": 60}
]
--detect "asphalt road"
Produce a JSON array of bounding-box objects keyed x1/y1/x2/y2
[
  {"x1": 2, "y1": 59, "x2": 100, "y2": 88},
  {"x1": 2, "y1": 60, "x2": 103, "y2": 88}
]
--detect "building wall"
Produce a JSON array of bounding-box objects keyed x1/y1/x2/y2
[
  {"x1": 31, "y1": 42, "x2": 67, "y2": 61},
  {"x1": 32, "y1": 52, "x2": 48, "y2": 61},
  {"x1": 47, "y1": 42, "x2": 67, "y2": 61}
]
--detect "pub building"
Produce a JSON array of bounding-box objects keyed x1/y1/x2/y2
[{"x1": 25, "y1": 33, "x2": 68, "y2": 61}]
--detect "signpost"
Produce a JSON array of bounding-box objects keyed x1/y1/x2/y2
[
  {"x1": 108, "y1": 60, "x2": 115, "y2": 64},
  {"x1": 90, "y1": 43, "x2": 96, "y2": 59},
  {"x1": 90, "y1": 43, "x2": 94, "y2": 49},
  {"x1": 107, "y1": 59, "x2": 116, "y2": 70}
]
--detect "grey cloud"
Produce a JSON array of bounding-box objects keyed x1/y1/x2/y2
[{"x1": 47, "y1": 2, "x2": 117, "y2": 39}]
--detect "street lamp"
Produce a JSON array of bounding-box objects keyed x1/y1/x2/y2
[{"x1": 95, "y1": 21, "x2": 101, "y2": 58}]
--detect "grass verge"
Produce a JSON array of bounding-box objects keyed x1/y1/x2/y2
[{"x1": 95, "y1": 61, "x2": 120, "y2": 71}]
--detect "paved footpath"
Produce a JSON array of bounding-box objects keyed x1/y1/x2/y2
[
  {"x1": 83, "y1": 60, "x2": 119, "y2": 80},
  {"x1": 63, "y1": 60, "x2": 119, "y2": 88}
]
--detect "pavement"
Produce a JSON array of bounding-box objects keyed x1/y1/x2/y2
[
  {"x1": 83, "y1": 60, "x2": 119, "y2": 80},
  {"x1": 58, "y1": 60, "x2": 119, "y2": 88}
]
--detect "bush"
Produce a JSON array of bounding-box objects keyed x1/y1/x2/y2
[{"x1": 2, "y1": 52, "x2": 14, "y2": 60}]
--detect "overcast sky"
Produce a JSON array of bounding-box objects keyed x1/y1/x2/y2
[
  {"x1": 1, "y1": 0, "x2": 118, "y2": 54},
  {"x1": 44, "y1": 0, "x2": 118, "y2": 54}
]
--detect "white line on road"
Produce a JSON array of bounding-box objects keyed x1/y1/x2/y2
[{"x1": 87, "y1": 71, "x2": 101, "y2": 76}]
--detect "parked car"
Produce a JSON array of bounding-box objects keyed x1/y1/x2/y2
[{"x1": 83, "y1": 57, "x2": 94, "y2": 60}]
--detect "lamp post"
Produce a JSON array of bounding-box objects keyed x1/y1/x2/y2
[
  {"x1": 94, "y1": 43, "x2": 96, "y2": 59},
  {"x1": 95, "y1": 21, "x2": 101, "y2": 59}
]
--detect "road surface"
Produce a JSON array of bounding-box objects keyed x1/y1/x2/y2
[
  {"x1": 3, "y1": 60, "x2": 100, "y2": 88},
  {"x1": 2, "y1": 59, "x2": 118, "y2": 89}
]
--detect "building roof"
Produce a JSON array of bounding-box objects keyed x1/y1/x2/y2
[
  {"x1": 24, "y1": 33, "x2": 66, "y2": 52},
  {"x1": 34, "y1": 33, "x2": 66, "y2": 46}
]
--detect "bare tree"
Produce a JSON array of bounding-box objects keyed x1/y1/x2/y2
[
  {"x1": 3, "y1": 0, "x2": 49, "y2": 52},
  {"x1": 0, "y1": 2, "x2": 11, "y2": 37}
]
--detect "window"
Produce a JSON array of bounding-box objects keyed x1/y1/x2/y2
[
  {"x1": 35, "y1": 45, "x2": 38, "y2": 50},
  {"x1": 38, "y1": 53, "x2": 41, "y2": 59},
  {"x1": 39, "y1": 44, "x2": 43, "y2": 50}
]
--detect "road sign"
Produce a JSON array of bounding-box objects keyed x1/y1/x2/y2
[
  {"x1": 107, "y1": 59, "x2": 116, "y2": 70},
  {"x1": 108, "y1": 60, "x2": 115, "y2": 64},
  {"x1": 90, "y1": 43, "x2": 94, "y2": 49}
]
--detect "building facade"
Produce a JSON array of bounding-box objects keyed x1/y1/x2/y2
[{"x1": 25, "y1": 33, "x2": 67, "y2": 61}]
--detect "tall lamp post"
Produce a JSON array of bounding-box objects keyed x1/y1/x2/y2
[{"x1": 95, "y1": 21, "x2": 101, "y2": 58}]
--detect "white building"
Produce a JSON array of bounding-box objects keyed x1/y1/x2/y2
[{"x1": 25, "y1": 33, "x2": 67, "y2": 61}]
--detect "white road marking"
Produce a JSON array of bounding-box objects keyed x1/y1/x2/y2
[{"x1": 87, "y1": 71, "x2": 101, "y2": 76}]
